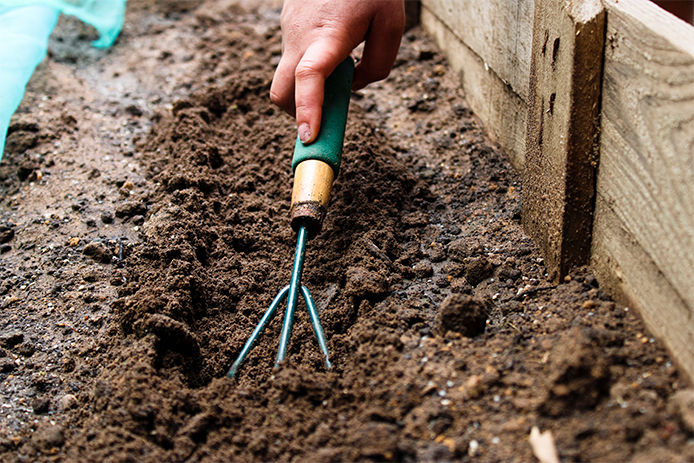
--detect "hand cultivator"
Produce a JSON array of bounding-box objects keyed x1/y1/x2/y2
[{"x1": 227, "y1": 58, "x2": 354, "y2": 378}]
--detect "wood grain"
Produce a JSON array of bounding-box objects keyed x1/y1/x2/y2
[
  {"x1": 421, "y1": 8, "x2": 527, "y2": 168},
  {"x1": 592, "y1": 200, "x2": 694, "y2": 380},
  {"x1": 522, "y1": 0, "x2": 604, "y2": 281},
  {"x1": 593, "y1": 0, "x2": 694, "y2": 379},
  {"x1": 421, "y1": 0, "x2": 534, "y2": 100}
]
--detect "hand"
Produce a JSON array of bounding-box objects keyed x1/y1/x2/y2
[{"x1": 270, "y1": 0, "x2": 405, "y2": 143}]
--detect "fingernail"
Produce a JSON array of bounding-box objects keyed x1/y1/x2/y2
[{"x1": 298, "y1": 123, "x2": 311, "y2": 143}]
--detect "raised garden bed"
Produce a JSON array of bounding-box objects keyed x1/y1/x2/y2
[
  {"x1": 0, "y1": 0, "x2": 692, "y2": 461},
  {"x1": 423, "y1": 0, "x2": 694, "y2": 383}
]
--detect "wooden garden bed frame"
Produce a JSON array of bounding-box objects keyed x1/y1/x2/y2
[{"x1": 419, "y1": 0, "x2": 694, "y2": 381}]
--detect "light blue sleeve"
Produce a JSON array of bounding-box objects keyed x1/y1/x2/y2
[
  {"x1": 0, "y1": 0, "x2": 126, "y2": 160},
  {"x1": 0, "y1": 5, "x2": 59, "y2": 160}
]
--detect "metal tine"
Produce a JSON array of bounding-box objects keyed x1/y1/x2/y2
[
  {"x1": 227, "y1": 226, "x2": 334, "y2": 378},
  {"x1": 276, "y1": 226, "x2": 307, "y2": 366},
  {"x1": 302, "y1": 285, "x2": 332, "y2": 369},
  {"x1": 226, "y1": 285, "x2": 290, "y2": 378}
]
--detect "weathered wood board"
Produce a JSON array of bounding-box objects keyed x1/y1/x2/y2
[
  {"x1": 522, "y1": 0, "x2": 604, "y2": 281},
  {"x1": 422, "y1": 0, "x2": 694, "y2": 380},
  {"x1": 420, "y1": 0, "x2": 534, "y2": 100},
  {"x1": 592, "y1": 0, "x2": 694, "y2": 379},
  {"x1": 421, "y1": 7, "x2": 527, "y2": 168}
]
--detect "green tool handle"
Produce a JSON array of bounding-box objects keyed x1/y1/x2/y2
[{"x1": 291, "y1": 57, "x2": 354, "y2": 176}]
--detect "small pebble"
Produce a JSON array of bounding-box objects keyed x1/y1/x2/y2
[
  {"x1": 58, "y1": 394, "x2": 78, "y2": 411},
  {"x1": 468, "y1": 440, "x2": 480, "y2": 456},
  {"x1": 413, "y1": 261, "x2": 433, "y2": 278},
  {"x1": 582, "y1": 300, "x2": 596, "y2": 310},
  {"x1": 83, "y1": 241, "x2": 112, "y2": 264}
]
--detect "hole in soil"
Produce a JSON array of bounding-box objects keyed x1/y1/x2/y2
[
  {"x1": 195, "y1": 245, "x2": 208, "y2": 266},
  {"x1": 552, "y1": 37, "x2": 561, "y2": 65},
  {"x1": 539, "y1": 98, "x2": 545, "y2": 146}
]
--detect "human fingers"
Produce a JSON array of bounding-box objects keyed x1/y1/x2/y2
[
  {"x1": 294, "y1": 38, "x2": 350, "y2": 143},
  {"x1": 353, "y1": 6, "x2": 405, "y2": 90},
  {"x1": 270, "y1": 52, "x2": 300, "y2": 117}
]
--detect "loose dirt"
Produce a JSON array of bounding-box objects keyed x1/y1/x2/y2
[{"x1": 1, "y1": 1, "x2": 692, "y2": 462}]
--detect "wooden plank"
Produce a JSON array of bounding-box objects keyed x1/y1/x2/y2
[
  {"x1": 421, "y1": 8, "x2": 526, "y2": 168},
  {"x1": 592, "y1": 0, "x2": 694, "y2": 380},
  {"x1": 522, "y1": 0, "x2": 605, "y2": 281},
  {"x1": 592, "y1": 200, "x2": 694, "y2": 380},
  {"x1": 421, "y1": 0, "x2": 534, "y2": 100}
]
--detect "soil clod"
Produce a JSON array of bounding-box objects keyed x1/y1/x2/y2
[
  {"x1": 436, "y1": 294, "x2": 488, "y2": 337},
  {"x1": 345, "y1": 266, "x2": 391, "y2": 298},
  {"x1": 464, "y1": 255, "x2": 494, "y2": 286},
  {"x1": 100, "y1": 211, "x2": 114, "y2": 224},
  {"x1": 115, "y1": 200, "x2": 148, "y2": 219},
  {"x1": 32, "y1": 425, "x2": 65, "y2": 450},
  {"x1": 540, "y1": 327, "x2": 611, "y2": 416},
  {"x1": 31, "y1": 397, "x2": 51, "y2": 415},
  {"x1": 82, "y1": 241, "x2": 112, "y2": 263}
]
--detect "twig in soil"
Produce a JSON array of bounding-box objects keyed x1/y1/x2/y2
[
  {"x1": 500, "y1": 319, "x2": 522, "y2": 334},
  {"x1": 363, "y1": 238, "x2": 393, "y2": 265},
  {"x1": 318, "y1": 284, "x2": 339, "y2": 314}
]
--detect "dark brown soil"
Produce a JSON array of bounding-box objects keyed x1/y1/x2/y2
[{"x1": 1, "y1": 1, "x2": 693, "y2": 462}]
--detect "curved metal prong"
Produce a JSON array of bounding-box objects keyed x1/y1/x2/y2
[
  {"x1": 302, "y1": 285, "x2": 332, "y2": 369},
  {"x1": 227, "y1": 285, "x2": 290, "y2": 378}
]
